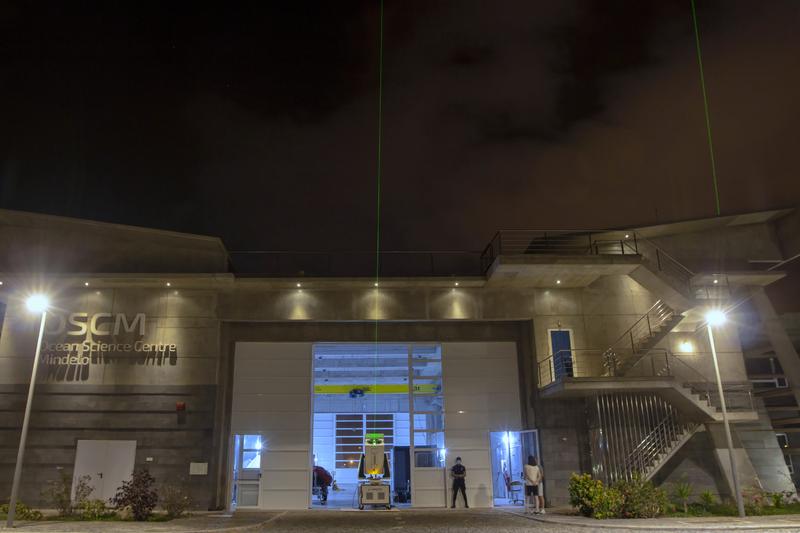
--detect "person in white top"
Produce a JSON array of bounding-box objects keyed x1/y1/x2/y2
[{"x1": 523, "y1": 455, "x2": 544, "y2": 514}]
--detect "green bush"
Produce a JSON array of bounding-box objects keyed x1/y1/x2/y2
[
  {"x1": 568, "y1": 472, "x2": 668, "y2": 519},
  {"x1": 670, "y1": 477, "x2": 693, "y2": 514},
  {"x1": 111, "y1": 468, "x2": 158, "y2": 521},
  {"x1": 592, "y1": 487, "x2": 624, "y2": 519},
  {"x1": 80, "y1": 499, "x2": 112, "y2": 520},
  {"x1": 615, "y1": 474, "x2": 668, "y2": 518},
  {"x1": 743, "y1": 485, "x2": 768, "y2": 515},
  {"x1": 160, "y1": 484, "x2": 191, "y2": 518},
  {"x1": 0, "y1": 502, "x2": 43, "y2": 521},
  {"x1": 699, "y1": 490, "x2": 716, "y2": 510},
  {"x1": 568, "y1": 473, "x2": 605, "y2": 517},
  {"x1": 42, "y1": 470, "x2": 93, "y2": 516}
]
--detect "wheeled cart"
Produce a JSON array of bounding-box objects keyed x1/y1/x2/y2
[{"x1": 358, "y1": 481, "x2": 392, "y2": 510}]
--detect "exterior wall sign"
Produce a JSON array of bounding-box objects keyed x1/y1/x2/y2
[{"x1": 39, "y1": 312, "x2": 178, "y2": 379}]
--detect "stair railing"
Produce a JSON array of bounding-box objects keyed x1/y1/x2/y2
[
  {"x1": 601, "y1": 300, "x2": 676, "y2": 374},
  {"x1": 594, "y1": 393, "x2": 694, "y2": 484},
  {"x1": 623, "y1": 411, "x2": 697, "y2": 479},
  {"x1": 631, "y1": 232, "x2": 695, "y2": 295}
]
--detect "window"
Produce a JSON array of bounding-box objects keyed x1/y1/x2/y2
[
  {"x1": 752, "y1": 377, "x2": 789, "y2": 389},
  {"x1": 785, "y1": 454, "x2": 794, "y2": 475},
  {"x1": 241, "y1": 434, "x2": 262, "y2": 470},
  {"x1": 335, "y1": 413, "x2": 395, "y2": 469}
]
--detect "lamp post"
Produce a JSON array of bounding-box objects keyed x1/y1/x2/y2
[
  {"x1": 6, "y1": 294, "x2": 49, "y2": 528},
  {"x1": 705, "y1": 309, "x2": 745, "y2": 518}
]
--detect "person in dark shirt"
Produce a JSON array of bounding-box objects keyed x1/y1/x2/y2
[{"x1": 450, "y1": 457, "x2": 468, "y2": 508}]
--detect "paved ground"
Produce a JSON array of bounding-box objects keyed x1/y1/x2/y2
[{"x1": 4, "y1": 508, "x2": 800, "y2": 532}]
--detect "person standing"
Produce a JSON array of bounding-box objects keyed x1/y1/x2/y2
[
  {"x1": 523, "y1": 455, "x2": 544, "y2": 514},
  {"x1": 451, "y1": 456, "x2": 468, "y2": 508}
]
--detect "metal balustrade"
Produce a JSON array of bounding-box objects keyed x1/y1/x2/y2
[
  {"x1": 479, "y1": 229, "x2": 697, "y2": 297},
  {"x1": 590, "y1": 393, "x2": 700, "y2": 484}
]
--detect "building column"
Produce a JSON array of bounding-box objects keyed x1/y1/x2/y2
[
  {"x1": 749, "y1": 287, "x2": 800, "y2": 409},
  {"x1": 705, "y1": 423, "x2": 761, "y2": 498}
]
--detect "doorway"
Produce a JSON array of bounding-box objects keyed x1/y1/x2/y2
[
  {"x1": 72, "y1": 440, "x2": 136, "y2": 502},
  {"x1": 548, "y1": 329, "x2": 574, "y2": 378},
  {"x1": 231, "y1": 434, "x2": 262, "y2": 509},
  {"x1": 489, "y1": 430, "x2": 540, "y2": 507},
  {"x1": 311, "y1": 343, "x2": 445, "y2": 509}
]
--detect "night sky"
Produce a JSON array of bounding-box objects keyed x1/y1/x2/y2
[{"x1": 1, "y1": 1, "x2": 799, "y2": 252}]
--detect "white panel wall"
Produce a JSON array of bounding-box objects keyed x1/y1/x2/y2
[
  {"x1": 232, "y1": 342, "x2": 312, "y2": 510},
  {"x1": 442, "y1": 342, "x2": 521, "y2": 508}
]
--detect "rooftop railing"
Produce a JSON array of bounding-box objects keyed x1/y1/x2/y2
[{"x1": 229, "y1": 250, "x2": 483, "y2": 277}]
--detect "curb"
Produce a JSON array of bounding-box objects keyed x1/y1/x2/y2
[
  {"x1": 498, "y1": 509, "x2": 800, "y2": 531},
  {"x1": 0, "y1": 511, "x2": 287, "y2": 533}
]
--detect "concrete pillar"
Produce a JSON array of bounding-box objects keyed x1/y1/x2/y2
[
  {"x1": 749, "y1": 287, "x2": 800, "y2": 409},
  {"x1": 705, "y1": 423, "x2": 761, "y2": 497}
]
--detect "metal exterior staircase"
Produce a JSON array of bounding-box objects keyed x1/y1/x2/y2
[
  {"x1": 591, "y1": 392, "x2": 700, "y2": 484},
  {"x1": 601, "y1": 300, "x2": 683, "y2": 376}
]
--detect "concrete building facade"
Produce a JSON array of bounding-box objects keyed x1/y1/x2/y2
[{"x1": 0, "y1": 207, "x2": 799, "y2": 510}]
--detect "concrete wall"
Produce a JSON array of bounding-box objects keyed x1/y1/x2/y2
[
  {"x1": 0, "y1": 208, "x2": 228, "y2": 274},
  {"x1": 0, "y1": 272, "x2": 767, "y2": 509},
  {"x1": 0, "y1": 288, "x2": 221, "y2": 509},
  {"x1": 649, "y1": 223, "x2": 783, "y2": 272}
]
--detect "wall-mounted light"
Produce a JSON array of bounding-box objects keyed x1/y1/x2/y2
[
  {"x1": 84, "y1": 282, "x2": 89, "y2": 287},
  {"x1": 374, "y1": 282, "x2": 379, "y2": 287},
  {"x1": 556, "y1": 280, "x2": 562, "y2": 285},
  {"x1": 678, "y1": 340, "x2": 694, "y2": 353},
  {"x1": 296, "y1": 283, "x2": 302, "y2": 288},
  {"x1": 713, "y1": 279, "x2": 719, "y2": 284},
  {"x1": 166, "y1": 282, "x2": 171, "y2": 287},
  {"x1": 625, "y1": 234, "x2": 630, "y2": 239}
]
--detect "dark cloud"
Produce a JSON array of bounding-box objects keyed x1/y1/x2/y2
[{"x1": 0, "y1": 0, "x2": 798, "y2": 253}]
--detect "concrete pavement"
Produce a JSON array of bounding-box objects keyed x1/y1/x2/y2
[{"x1": 3, "y1": 508, "x2": 800, "y2": 532}]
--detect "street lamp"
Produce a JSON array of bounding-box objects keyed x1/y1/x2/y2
[
  {"x1": 6, "y1": 294, "x2": 49, "y2": 527},
  {"x1": 704, "y1": 309, "x2": 745, "y2": 517}
]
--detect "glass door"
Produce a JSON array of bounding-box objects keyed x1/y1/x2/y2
[
  {"x1": 410, "y1": 345, "x2": 446, "y2": 507},
  {"x1": 231, "y1": 434, "x2": 262, "y2": 508}
]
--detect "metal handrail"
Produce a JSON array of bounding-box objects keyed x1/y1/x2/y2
[
  {"x1": 605, "y1": 299, "x2": 674, "y2": 355},
  {"x1": 479, "y1": 230, "x2": 640, "y2": 273},
  {"x1": 229, "y1": 249, "x2": 484, "y2": 277},
  {"x1": 540, "y1": 348, "x2": 757, "y2": 413}
]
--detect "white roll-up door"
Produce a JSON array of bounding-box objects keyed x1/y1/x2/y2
[
  {"x1": 231, "y1": 342, "x2": 312, "y2": 510},
  {"x1": 442, "y1": 342, "x2": 521, "y2": 508}
]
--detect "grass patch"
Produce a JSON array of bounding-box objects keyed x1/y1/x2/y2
[
  {"x1": 665, "y1": 502, "x2": 800, "y2": 517},
  {"x1": 44, "y1": 514, "x2": 174, "y2": 522}
]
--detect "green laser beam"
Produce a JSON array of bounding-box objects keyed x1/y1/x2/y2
[
  {"x1": 373, "y1": 0, "x2": 384, "y2": 415},
  {"x1": 690, "y1": 0, "x2": 721, "y2": 216}
]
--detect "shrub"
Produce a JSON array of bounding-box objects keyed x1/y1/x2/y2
[
  {"x1": 568, "y1": 473, "x2": 605, "y2": 517},
  {"x1": 111, "y1": 468, "x2": 158, "y2": 521},
  {"x1": 670, "y1": 477, "x2": 693, "y2": 514},
  {"x1": 743, "y1": 485, "x2": 768, "y2": 515},
  {"x1": 699, "y1": 490, "x2": 716, "y2": 510},
  {"x1": 42, "y1": 470, "x2": 93, "y2": 516},
  {"x1": 160, "y1": 484, "x2": 191, "y2": 518},
  {"x1": 592, "y1": 487, "x2": 624, "y2": 519},
  {"x1": 0, "y1": 502, "x2": 43, "y2": 521},
  {"x1": 80, "y1": 499, "x2": 112, "y2": 520},
  {"x1": 568, "y1": 472, "x2": 668, "y2": 519},
  {"x1": 615, "y1": 474, "x2": 668, "y2": 518}
]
